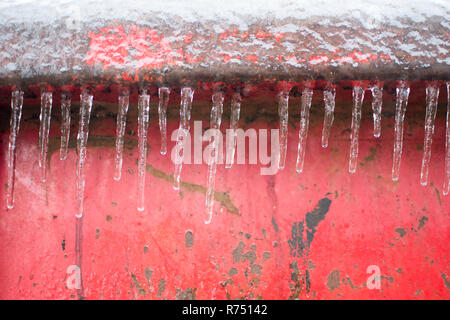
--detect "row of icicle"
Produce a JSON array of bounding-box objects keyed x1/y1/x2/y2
[{"x1": 5, "y1": 81, "x2": 450, "y2": 223}]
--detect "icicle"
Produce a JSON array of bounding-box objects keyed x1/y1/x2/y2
[
  {"x1": 205, "y1": 92, "x2": 224, "y2": 224},
  {"x1": 349, "y1": 85, "x2": 365, "y2": 173},
  {"x1": 76, "y1": 90, "x2": 93, "y2": 218},
  {"x1": 158, "y1": 87, "x2": 170, "y2": 155},
  {"x1": 137, "y1": 91, "x2": 150, "y2": 212},
  {"x1": 370, "y1": 82, "x2": 383, "y2": 138},
  {"x1": 59, "y1": 92, "x2": 71, "y2": 160},
  {"x1": 295, "y1": 84, "x2": 313, "y2": 173},
  {"x1": 443, "y1": 82, "x2": 450, "y2": 196},
  {"x1": 420, "y1": 83, "x2": 439, "y2": 186},
  {"x1": 173, "y1": 87, "x2": 194, "y2": 191},
  {"x1": 6, "y1": 90, "x2": 24, "y2": 209},
  {"x1": 113, "y1": 88, "x2": 130, "y2": 181},
  {"x1": 392, "y1": 81, "x2": 410, "y2": 181},
  {"x1": 39, "y1": 91, "x2": 53, "y2": 182},
  {"x1": 278, "y1": 87, "x2": 290, "y2": 169},
  {"x1": 225, "y1": 92, "x2": 241, "y2": 168},
  {"x1": 321, "y1": 86, "x2": 336, "y2": 148}
]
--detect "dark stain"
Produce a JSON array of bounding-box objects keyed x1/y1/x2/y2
[
  {"x1": 343, "y1": 276, "x2": 356, "y2": 290},
  {"x1": 262, "y1": 252, "x2": 271, "y2": 261},
  {"x1": 305, "y1": 198, "x2": 332, "y2": 245},
  {"x1": 47, "y1": 135, "x2": 138, "y2": 165},
  {"x1": 221, "y1": 279, "x2": 233, "y2": 287},
  {"x1": 250, "y1": 264, "x2": 262, "y2": 276},
  {"x1": 288, "y1": 197, "x2": 332, "y2": 257},
  {"x1": 417, "y1": 216, "x2": 428, "y2": 231},
  {"x1": 131, "y1": 274, "x2": 146, "y2": 296},
  {"x1": 146, "y1": 164, "x2": 239, "y2": 215},
  {"x1": 435, "y1": 188, "x2": 441, "y2": 206},
  {"x1": 261, "y1": 228, "x2": 266, "y2": 239},
  {"x1": 288, "y1": 262, "x2": 311, "y2": 299},
  {"x1": 157, "y1": 279, "x2": 166, "y2": 297},
  {"x1": 395, "y1": 228, "x2": 406, "y2": 237},
  {"x1": 229, "y1": 268, "x2": 238, "y2": 277},
  {"x1": 288, "y1": 221, "x2": 306, "y2": 258},
  {"x1": 442, "y1": 273, "x2": 450, "y2": 289},
  {"x1": 143, "y1": 245, "x2": 149, "y2": 253},
  {"x1": 363, "y1": 147, "x2": 377, "y2": 163},
  {"x1": 176, "y1": 288, "x2": 197, "y2": 300},
  {"x1": 232, "y1": 242, "x2": 245, "y2": 263},
  {"x1": 95, "y1": 229, "x2": 100, "y2": 239},
  {"x1": 327, "y1": 269, "x2": 340, "y2": 291},
  {"x1": 242, "y1": 250, "x2": 257, "y2": 264},
  {"x1": 381, "y1": 275, "x2": 394, "y2": 283},
  {"x1": 271, "y1": 216, "x2": 279, "y2": 232},
  {"x1": 144, "y1": 267, "x2": 153, "y2": 285},
  {"x1": 106, "y1": 215, "x2": 112, "y2": 222},
  {"x1": 61, "y1": 238, "x2": 65, "y2": 251},
  {"x1": 185, "y1": 230, "x2": 194, "y2": 248}
]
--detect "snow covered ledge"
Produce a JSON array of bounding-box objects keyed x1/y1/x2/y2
[{"x1": 0, "y1": 0, "x2": 448, "y2": 87}]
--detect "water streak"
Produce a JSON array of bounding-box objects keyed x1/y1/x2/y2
[
  {"x1": 349, "y1": 85, "x2": 365, "y2": 173},
  {"x1": 39, "y1": 92, "x2": 53, "y2": 182},
  {"x1": 295, "y1": 85, "x2": 313, "y2": 173},
  {"x1": 420, "y1": 83, "x2": 439, "y2": 186},
  {"x1": 113, "y1": 88, "x2": 130, "y2": 181},
  {"x1": 137, "y1": 91, "x2": 150, "y2": 211},
  {"x1": 392, "y1": 81, "x2": 410, "y2": 181},
  {"x1": 225, "y1": 92, "x2": 241, "y2": 168},
  {"x1": 158, "y1": 87, "x2": 170, "y2": 155},
  {"x1": 205, "y1": 92, "x2": 224, "y2": 224},
  {"x1": 60, "y1": 92, "x2": 71, "y2": 160},
  {"x1": 173, "y1": 87, "x2": 194, "y2": 190},
  {"x1": 321, "y1": 86, "x2": 336, "y2": 148},
  {"x1": 76, "y1": 90, "x2": 93, "y2": 218},
  {"x1": 6, "y1": 90, "x2": 23, "y2": 209},
  {"x1": 370, "y1": 82, "x2": 383, "y2": 138}
]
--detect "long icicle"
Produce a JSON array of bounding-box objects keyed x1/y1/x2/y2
[
  {"x1": 349, "y1": 84, "x2": 365, "y2": 173},
  {"x1": 76, "y1": 90, "x2": 93, "y2": 218},
  {"x1": 392, "y1": 81, "x2": 410, "y2": 181},
  {"x1": 60, "y1": 92, "x2": 71, "y2": 160},
  {"x1": 295, "y1": 83, "x2": 313, "y2": 173},
  {"x1": 420, "y1": 83, "x2": 439, "y2": 186},
  {"x1": 137, "y1": 91, "x2": 150, "y2": 212},
  {"x1": 443, "y1": 82, "x2": 450, "y2": 196},
  {"x1": 39, "y1": 91, "x2": 53, "y2": 182},
  {"x1": 113, "y1": 88, "x2": 130, "y2": 181},
  {"x1": 205, "y1": 91, "x2": 224, "y2": 224},
  {"x1": 277, "y1": 86, "x2": 290, "y2": 169},
  {"x1": 225, "y1": 92, "x2": 241, "y2": 168},
  {"x1": 321, "y1": 85, "x2": 336, "y2": 148},
  {"x1": 158, "y1": 87, "x2": 170, "y2": 155},
  {"x1": 370, "y1": 82, "x2": 383, "y2": 138},
  {"x1": 6, "y1": 90, "x2": 24, "y2": 209},
  {"x1": 173, "y1": 87, "x2": 194, "y2": 190}
]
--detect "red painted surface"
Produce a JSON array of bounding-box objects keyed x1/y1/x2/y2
[{"x1": 0, "y1": 82, "x2": 448, "y2": 300}]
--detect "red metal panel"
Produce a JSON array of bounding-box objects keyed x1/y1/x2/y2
[{"x1": 0, "y1": 83, "x2": 448, "y2": 299}]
